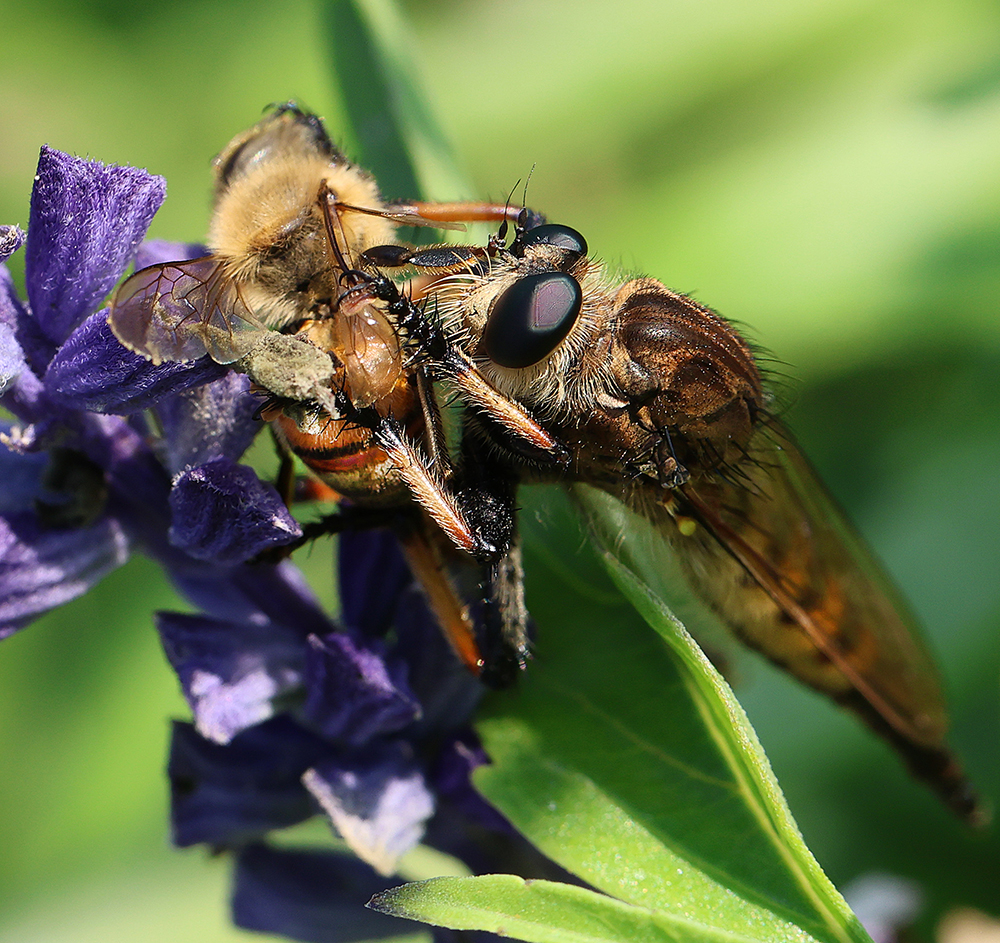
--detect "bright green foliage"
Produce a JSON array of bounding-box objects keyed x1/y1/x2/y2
[{"x1": 385, "y1": 488, "x2": 871, "y2": 943}]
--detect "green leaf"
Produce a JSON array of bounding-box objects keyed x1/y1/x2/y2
[
  {"x1": 325, "y1": 0, "x2": 471, "y2": 203},
  {"x1": 469, "y1": 487, "x2": 871, "y2": 943},
  {"x1": 370, "y1": 873, "x2": 821, "y2": 943}
]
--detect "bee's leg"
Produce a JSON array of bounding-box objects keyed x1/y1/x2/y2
[
  {"x1": 251, "y1": 504, "x2": 401, "y2": 563},
  {"x1": 269, "y1": 425, "x2": 343, "y2": 508},
  {"x1": 274, "y1": 440, "x2": 297, "y2": 507}
]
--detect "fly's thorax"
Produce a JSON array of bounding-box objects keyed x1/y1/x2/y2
[{"x1": 607, "y1": 277, "x2": 763, "y2": 464}]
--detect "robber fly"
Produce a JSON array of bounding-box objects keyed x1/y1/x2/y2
[
  {"x1": 368, "y1": 217, "x2": 980, "y2": 821},
  {"x1": 108, "y1": 104, "x2": 562, "y2": 678}
]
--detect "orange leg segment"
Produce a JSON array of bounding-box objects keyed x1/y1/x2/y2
[{"x1": 396, "y1": 522, "x2": 484, "y2": 676}]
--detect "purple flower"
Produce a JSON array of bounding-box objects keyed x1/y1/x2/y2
[
  {"x1": 0, "y1": 147, "x2": 302, "y2": 641},
  {"x1": 0, "y1": 146, "x2": 568, "y2": 942},
  {"x1": 0, "y1": 147, "x2": 165, "y2": 637}
]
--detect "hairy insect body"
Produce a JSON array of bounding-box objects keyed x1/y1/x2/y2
[
  {"x1": 263, "y1": 315, "x2": 417, "y2": 508},
  {"x1": 427, "y1": 222, "x2": 976, "y2": 818},
  {"x1": 437, "y1": 241, "x2": 761, "y2": 489},
  {"x1": 106, "y1": 104, "x2": 979, "y2": 814},
  {"x1": 208, "y1": 106, "x2": 394, "y2": 310},
  {"x1": 209, "y1": 158, "x2": 393, "y2": 326},
  {"x1": 109, "y1": 105, "x2": 546, "y2": 679}
]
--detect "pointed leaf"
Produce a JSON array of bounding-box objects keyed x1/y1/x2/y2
[
  {"x1": 371, "y1": 874, "x2": 824, "y2": 943},
  {"x1": 470, "y1": 487, "x2": 869, "y2": 943}
]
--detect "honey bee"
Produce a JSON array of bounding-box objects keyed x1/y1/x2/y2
[
  {"x1": 108, "y1": 104, "x2": 561, "y2": 678},
  {"x1": 387, "y1": 218, "x2": 981, "y2": 821}
]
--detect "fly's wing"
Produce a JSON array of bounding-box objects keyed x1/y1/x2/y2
[
  {"x1": 673, "y1": 418, "x2": 977, "y2": 818},
  {"x1": 109, "y1": 258, "x2": 267, "y2": 365}
]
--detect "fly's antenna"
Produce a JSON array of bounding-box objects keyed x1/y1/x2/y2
[
  {"x1": 520, "y1": 165, "x2": 536, "y2": 220},
  {"x1": 490, "y1": 180, "x2": 522, "y2": 255}
]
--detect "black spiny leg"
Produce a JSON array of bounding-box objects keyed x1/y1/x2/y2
[
  {"x1": 458, "y1": 429, "x2": 531, "y2": 687},
  {"x1": 252, "y1": 504, "x2": 403, "y2": 564},
  {"x1": 480, "y1": 535, "x2": 531, "y2": 688}
]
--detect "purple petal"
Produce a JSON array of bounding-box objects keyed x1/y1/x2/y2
[
  {"x1": 168, "y1": 718, "x2": 327, "y2": 847},
  {"x1": 134, "y1": 239, "x2": 206, "y2": 270},
  {"x1": 168, "y1": 456, "x2": 301, "y2": 564},
  {"x1": 392, "y1": 580, "x2": 482, "y2": 735},
  {"x1": 1, "y1": 370, "x2": 55, "y2": 428},
  {"x1": 170, "y1": 559, "x2": 334, "y2": 636},
  {"x1": 303, "y1": 744, "x2": 435, "y2": 875},
  {"x1": 75, "y1": 411, "x2": 158, "y2": 479},
  {"x1": 0, "y1": 509, "x2": 129, "y2": 639},
  {"x1": 0, "y1": 442, "x2": 49, "y2": 514},
  {"x1": 0, "y1": 226, "x2": 25, "y2": 265},
  {"x1": 337, "y1": 528, "x2": 412, "y2": 638},
  {"x1": 156, "y1": 371, "x2": 260, "y2": 473},
  {"x1": 45, "y1": 308, "x2": 228, "y2": 413},
  {"x1": 0, "y1": 267, "x2": 49, "y2": 420},
  {"x1": 336, "y1": 530, "x2": 482, "y2": 734},
  {"x1": 26, "y1": 147, "x2": 165, "y2": 345},
  {"x1": 158, "y1": 610, "x2": 306, "y2": 744},
  {"x1": 0, "y1": 263, "x2": 26, "y2": 333},
  {"x1": 303, "y1": 633, "x2": 420, "y2": 746},
  {"x1": 0, "y1": 323, "x2": 25, "y2": 396},
  {"x1": 232, "y1": 844, "x2": 418, "y2": 943},
  {"x1": 99, "y1": 446, "x2": 335, "y2": 666},
  {"x1": 430, "y1": 732, "x2": 511, "y2": 834}
]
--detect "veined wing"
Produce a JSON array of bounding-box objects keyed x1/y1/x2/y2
[
  {"x1": 109, "y1": 257, "x2": 268, "y2": 365},
  {"x1": 672, "y1": 417, "x2": 977, "y2": 818}
]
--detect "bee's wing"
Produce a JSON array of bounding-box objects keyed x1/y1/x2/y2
[
  {"x1": 680, "y1": 418, "x2": 947, "y2": 749},
  {"x1": 338, "y1": 306, "x2": 403, "y2": 408},
  {"x1": 109, "y1": 257, "x2": 267, "y2": 365}
]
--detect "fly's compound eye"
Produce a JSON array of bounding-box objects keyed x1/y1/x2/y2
[
  {"x1": 483, "y1": 272, "x2": 582, "y2": 368},
  {"x1": 511, "y1": 223, "x2": 588, "y2": 261}
]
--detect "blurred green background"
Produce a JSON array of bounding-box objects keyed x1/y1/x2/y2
[{"x1": 1, "y1": 0, "x2": 998, "y2": 939}]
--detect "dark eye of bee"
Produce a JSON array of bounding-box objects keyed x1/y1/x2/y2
[
  {"x1": 483, "y1": 272, "x2": 583, "y2": 368},
  {"x1": 511, "y1": 223, "x2": 588, "y2": 261}
]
